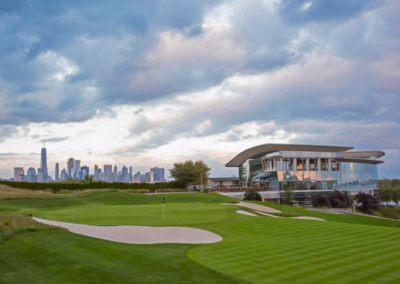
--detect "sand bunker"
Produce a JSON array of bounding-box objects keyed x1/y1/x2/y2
[
  {"x1": 291, "y1": 216, "x2": 326, "y2": 221},
  {"x1": 32, "y1": 217, "x2": 222, "y2": 244},
  {"x1": 236, "y1": 210, "x2": 258, "y2": 216},
  {"x1": 222, "y1": 202, "x2": 281, "y2": 213}
]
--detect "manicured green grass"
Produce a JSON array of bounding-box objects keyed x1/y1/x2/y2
[
  {"x1": 255, "y1": 201, "x2": 400, "y2": 228},
  {"x1": 1, "y1": 190, "x2": 400, "y2": 283},
  {"x1": 0, "y1": 214, "x2": 245, "y2": 284},
  {"x1": 0, "y1": 191, "x2": 236, "y2": 226},
  {"x1": 189, "y1": 214, "x2": 400, "y2": 284}
]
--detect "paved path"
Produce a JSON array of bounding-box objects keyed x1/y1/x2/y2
[
  {"x1": 237, "y1": 202, "x2": 281, "y2": 213},
  {"x1": 32, "y1": 217, "x2": 222, "y2": 244}
]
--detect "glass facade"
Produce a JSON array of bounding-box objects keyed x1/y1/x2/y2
[{"x1": 240, "y1": 150, "x2": 379, "y2": 193}]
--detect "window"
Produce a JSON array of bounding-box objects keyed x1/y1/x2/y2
[
  {"x1": 297, "y1": 159, "x2": 305, "y2": 171},
  {"x1": 309, "y1": 159, "x2": 316, "y2": 170},
  {"x1": 321, "y1": 159, "x2": 328, "y2": 171}
]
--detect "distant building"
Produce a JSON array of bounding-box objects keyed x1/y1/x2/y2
[
  {"x1": 55, "y1": 163, "x2": 60, "y2": 181},
  {"x1": 208, "y1": 177, "x2": 240, "y2": 190},
  {"x1": 26, "y1": 167, "x2": 37, "y2": 182},
  {"x1": 60, "y1": 168, "x2": 67, "y2": 180},
  {"x1": 150, "y1": 167, "x2": 166, "y2": 183},
  {"x1": 129, "y1": 166, "x2": 133, "y2": 182},
  {"x1": 40, "y1": 146, "x2": 48, "y2": 182},
  {"x1": 14, "y1": 167, "x2": 24, "y2": 181},
  {"x1": 80, "y1": 166, "x2": 89, "y2": 180},
  {"x1": 37, "y1": 168, "x2": 43, "y2": 182},
  {"x1": 121, "y1": 166, "x2": 129, "y2": 183},
  {"x1": 74, "y1": 160, "x2": 81, "y2": 179},
  {"x1": 103, "y1": 165, "x2": 113, "y2": 182},
  {"x1": 94, "y1": 165, "x2": 99, "y2": 180},
  {"x1": 133, "y1": 172, "x2": 141, "y2": 183},
  {"x1": 142, "y1": 172, "x2": 151, "y2": 183},
  {"x1": 67, "y1": 158, "x2": 74, "y2": 178},
  {"x1": 113, "y1": 165, "x2": 118, "y2": 182}
]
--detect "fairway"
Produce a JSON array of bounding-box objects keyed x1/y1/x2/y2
[{"x1": 1, "y1": 190, "x2": 400, "y2": 283}]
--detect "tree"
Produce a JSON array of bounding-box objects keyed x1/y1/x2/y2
[
  {"x1": 283, "y1": 188, "x2": 293, "y2": 205},
  {"x1": 311, "y1": 194, "x2": 329, "y2": 207},
  {"x1": 379, "y1": 186, "x2": 392, "y2": 207},
  {"x1": 354, "y1": 192, "x2": 379, "y2": 213},
  {"x1": 169, "y1": 160, "x2": 210, "y2": 189},
  {"x1": 244, "y1": 190, "x2": 262, "y2": 201},
  {"x1": 329, "y1": 190, "x2": 351, "y2": 208}
]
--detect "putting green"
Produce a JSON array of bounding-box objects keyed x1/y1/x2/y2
[{"x1": 23, "y1": 202, "x2": 230, "y2": 226}]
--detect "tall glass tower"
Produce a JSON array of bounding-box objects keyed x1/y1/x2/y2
[{"x1": 40, "y1": 144, "x2": 48, "y2": 182}]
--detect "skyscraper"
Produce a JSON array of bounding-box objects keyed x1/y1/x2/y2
[
  {"x1": 26, "y1": 167, "x2": 37, "y2": 182},
  {"x1": 150, "y1": 167, "x2": 166, "y2": 183},
  {"x1": 104, "y1": 165, "x2": 113, "y2": 182},
  {"x1": 121, "y1": 166, "x2": 129, "y2": 182},
  {"x1": 14, "y1": 167, "x2": 24, "y2": 181},
  {"x1": 55, "y1": 163, "x2": 59, "y2": 181},
  {"x1": 94, "y1": 164, "x2": 99, "y2": 180},
  {"x1": 67, "y1": 158, "x2": 74, "y2": 178},
  {"x1": 40, "y1": 145, "x2": 48, "y2": 182},
  {"x1": 60, "y1": 168, "x2": 67, "y2": 180},
  {"x1": 74, "y1": 160, "x2": 81, "y2": 179},
  {"x1": 113, "y1": 165, "x2": 118, "y2": 182},
  {"x1": 80, "y1": 166, "x2": 89, "y2": 180},
  {"x1": 129, "y1": 166, "x2": 133, "y2": 182}
]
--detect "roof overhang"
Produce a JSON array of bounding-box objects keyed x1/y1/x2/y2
[
  {"x1": 337, "y1": 158, "x2": 383, "y2": 165},
  {"x1": 226, "y1": 144, "x2": 354, "y2": 167},
  {"x1": 342, "y1": 151, "x2": 385, "y2": 159}
]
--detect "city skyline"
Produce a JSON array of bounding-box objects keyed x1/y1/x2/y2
[
  {"x1": 0, "y1": 1, "x2": 399, "y2": 179},
  {"x1": 8, "y1": 145, "x2": 167, "y2": 183}
]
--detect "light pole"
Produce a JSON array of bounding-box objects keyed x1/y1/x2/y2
[
  {"x1": 200, "y1": 172, "x2": 203, "y2": 191},
  {"x1": 162, "y1": 197, "x2": 166, "y2": 220}
]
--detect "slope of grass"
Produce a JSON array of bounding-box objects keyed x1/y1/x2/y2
[
  {"x1": 248, "y1": 201, "x2": 400, "y2": 228},
  {"x1": 0, "y1": 214, "x2": 246, "y2": 284}
]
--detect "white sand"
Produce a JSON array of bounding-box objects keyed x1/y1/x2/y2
[
  {"x1": 291, "y1": 216, "x2": 326, "y2": 221},
  {"x1": 32, "y1": 217, "x2": 222, "y2": 244},
  {"x1": 223, "y1": 201, "x2": 281, "y2": 213},
  {"x1": 254, "y1": 211, "x2": 281, "y2": 218},
  {"x1": 236, "y1": 210, "x2": 258, "y2": 216}
]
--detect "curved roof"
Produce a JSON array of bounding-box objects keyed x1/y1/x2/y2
[
  {"x1": 342, "y1": 151, "x2": 385, "y2": 159},
  {"x1": 226, "y1": 143, "x2": 354, "y2": 167}
]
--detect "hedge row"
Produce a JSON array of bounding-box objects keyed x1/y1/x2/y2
[{"x1": 0, "y1": 180, "x2": 184, "y2": 192}]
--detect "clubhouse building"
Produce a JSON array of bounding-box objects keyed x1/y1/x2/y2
[{"x1": 225, "y1": 144, "x2": 384, "y2": 205}]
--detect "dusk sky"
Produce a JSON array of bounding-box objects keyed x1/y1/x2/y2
[{"x1": 0, "y1": 0, "x2": 399, "y2": 179}]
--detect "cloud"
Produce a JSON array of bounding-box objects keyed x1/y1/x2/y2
[
  {"x1": 45, "y1": 136, "x2": 69, "y2": 143},
  {"x1": 0, "y1": 0, "x2": 399, "y2": 178}
]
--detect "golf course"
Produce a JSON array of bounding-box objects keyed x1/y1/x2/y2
[{"x1": 1, "y1": 188, "x2": 400, "y2": 283}]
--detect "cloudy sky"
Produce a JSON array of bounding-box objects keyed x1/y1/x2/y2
[{"x1": 0, "y1": 0, "x2": 399, "y2": 179}]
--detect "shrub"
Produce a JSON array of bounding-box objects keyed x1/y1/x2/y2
[
  {"x1": 311, "y1": 194, "x2": 329, "y2": 207},
  {"x1": 354, "y1": 192, "x2": 379, "y2": 213},
  {"x1": 378, "y1": 207, "x2": 400, "y2": 219},
  {"x1": 283, "y1": 188, "x2": 293, "y2": 205},
  {"x1": 243, "y1": 190, "x2": 262, "y2": 201},
  {"x1": 329, "y1": 190, "x2": 351, "y2": 208},
  {"x1": 0, "y1": 180, "x2": 184, "y2": 192}
]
